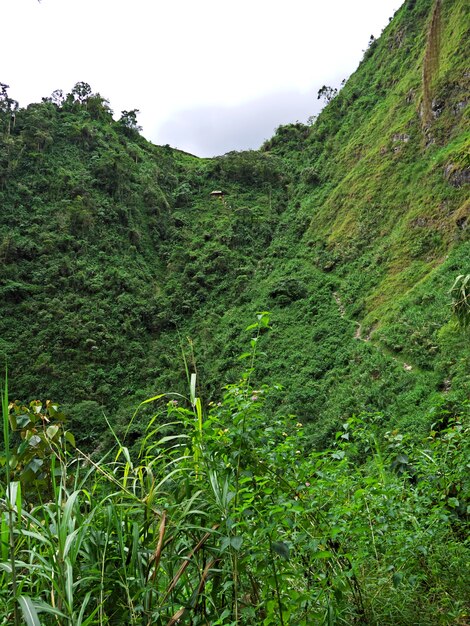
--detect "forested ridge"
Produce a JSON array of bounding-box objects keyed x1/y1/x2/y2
[{"x1": 0, "y1": 0, "x2": 469, "y2": 623}]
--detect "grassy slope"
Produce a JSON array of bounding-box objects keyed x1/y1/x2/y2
[
  {"x1": 167, "y1": 0, "x2": 470, "y2": 444},
  {"x1": 0, "y1": 0, "x2": 468, "y2": 446}
]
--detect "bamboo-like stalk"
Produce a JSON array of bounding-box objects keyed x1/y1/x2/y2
[
  {"x1": 2, "y1": 373, "x2": 20, "y2": 626},
  {"x1": 161, "y1": 524, "x2": 218, "y2": 603},
  {"x1": 268, "y1": 535, "x2": 285, "y2": 626},
  {"x1": 150, "y1": 510, "x2": 167, "y2": 580},
  {"x1": 165, "y1": 558, "x2": 219, "y2": 626}
]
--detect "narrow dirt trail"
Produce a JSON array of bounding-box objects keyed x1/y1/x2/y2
[{"x1": 333, "y1": 292, "x2": 416, "y2": 373}]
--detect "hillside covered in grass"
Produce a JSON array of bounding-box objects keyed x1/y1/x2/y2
[{"x1": 0, "y1": 0, "x2": 468, "y2": 447}]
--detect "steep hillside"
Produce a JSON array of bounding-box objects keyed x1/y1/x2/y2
[
  {"x1": 157, "y1": 0, "x2": 470, "y2": 444},
  {"x1": 246, "y1": 0, "x2": 470, "y2": 441},
  {"x1": 0, "y1": 0, "x2": 468, "y2": 447}
]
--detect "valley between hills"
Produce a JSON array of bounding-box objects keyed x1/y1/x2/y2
[{"x1": 0, "y1": 0, "x2": 469, "y2": 623}]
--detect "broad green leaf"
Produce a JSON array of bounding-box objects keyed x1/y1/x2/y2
[
  {"x1": 190, "y1": 372, "x2": 197, "y2": 405},
  {"x1": 230, "y1": 536, "x2": 243, "y2": 551},
  {"x1": 0, "y1": 562, "x2": 13, "y2": 573},
  {"x1": 120, "y1": 445, "x2": 132, "y2": 466},
  {"x1": 312, "y1": 551, "x2": 333, "y2": 559},
  {"x1": 46, "y1": 424, "x2": 59, "y2": 439},
  {"x1": 272, "y1": 541, "x2": 290, "y2": 560},
  {"x1": 18, "y1": 596, "x2": 41, "y2": 626},
  {"x1": 65, "y1": 558, "x2": 74, "y2": 607},
  {"x1": 0, "y1": 514, "x2": 8, "y2": 561},
  {"x1": 65, "y1": 431, "x2": 76, "y2": 447},
  {"x1": 16, "y1": 414, "x2": 31, "y2": 428},
  {"x1": 220, "y1": 537, "x2": 231, "y2": 552},
  {"x1": 25, "y1": 457, "x2": 44, "y2": 474},
  {"x1": 158, "y1": 434, "x2": 190, "y2": 444},
  {"x1": 63, "y1": 528, "x2": 81, "y2": 559},
  {"x1": 6, "y1": 481, "x2": 20, "y2": 507},
  {"x1": 33, "y1": 600, "x2": 67, "y2": 619},
  {"x1": 139, "y1": 393, "x2": 166, "y2": 406},
  {"x1": 28, "y1": 434, "x2": 42, "y2": 448}
]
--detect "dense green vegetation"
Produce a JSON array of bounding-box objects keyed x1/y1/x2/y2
[
  {"x1": 1, "y1": 319, "x2": 469, "y2": 625},
  {"x1": 1, "y1": 0, "x2": 468, "y2": 450},
  {"x1": 0, "y1": 0, "x2": 469, "y2": 622},
  {"x1": 0, "y1": 0, "x2": 468, "y2": 447}
]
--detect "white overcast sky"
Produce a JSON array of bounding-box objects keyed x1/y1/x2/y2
[{"x1": 4, "y1": 0, "x2": 404, "y2": 156}]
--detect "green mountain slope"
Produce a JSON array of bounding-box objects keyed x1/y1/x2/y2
[{"x1": 0, "y1": 0, "x2": 468, "y2": 446}]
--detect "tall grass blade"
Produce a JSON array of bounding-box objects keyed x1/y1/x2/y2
[{"x1": 18, "y1": 596, "x2": 40, "y2": 626}]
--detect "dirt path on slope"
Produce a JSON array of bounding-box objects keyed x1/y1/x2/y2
[{"x1": 333, "y1": 292, "x2": 416, "y2": 373}]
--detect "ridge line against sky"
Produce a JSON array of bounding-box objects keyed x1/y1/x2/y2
[{"x1": 4, "y1": 0, "x2": 405, "y2": 156}]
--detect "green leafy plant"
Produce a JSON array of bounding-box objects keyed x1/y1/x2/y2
[
  {"x1": 1, "y1": 319, "x2": 469, "y2": 624},
  {"x1": 450, "y1": 274, "x2": 470, "y2": 329}
]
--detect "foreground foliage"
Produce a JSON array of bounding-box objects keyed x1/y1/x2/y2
[{"x1": 1, "y1": 318, "x2": 469, "y2": 625}]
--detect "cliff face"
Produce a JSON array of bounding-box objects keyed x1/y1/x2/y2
[{"x1": 0, "y1": 0, "x2": 468, "y2": 445}]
